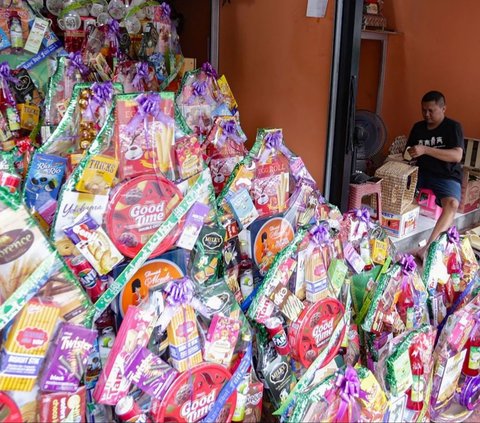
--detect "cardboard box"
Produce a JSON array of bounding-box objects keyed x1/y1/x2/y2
[
  {"x1": 459, "y1": 167, "x2": 480, "y2": 213},
  {"x1": 381, "y1": 204, "x2": 419, "y2": 238},
  {"x1": 462, "y1": 138, "x2": 480, "y2": 169}
]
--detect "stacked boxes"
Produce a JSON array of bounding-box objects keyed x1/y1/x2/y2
[
  {"x1": 459, "y1": 139, "x2": 480, "y2": 213},
  {"x1": 373, "y1": 161, "x2": 420, "y2": 238}
]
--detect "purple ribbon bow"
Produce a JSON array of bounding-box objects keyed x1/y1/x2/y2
[
  {"x1": 0, "y1": 62, "x2": 19, "y2": 106},
  {"x1": 106, "y1": 19, "x2": 120, "y2": 51},
  {"x1": 400, "y1": 254, "x2": 417, "y2": 275},
  {"x1": 309, "y1": 223, "x2": 331, "y2": 246},
  {"x1": 164, "y1": 277, "x2": 194, "y2": 307},
  {"x1": 83, "y1": 82, "x2": 114, "y2": 121},
  {"x1": 125, "y1": 93, "x2": 174, "y2": 147},
  {"x1": 217, "y1": 119, "x2": 243, "y2": 147},
  {"x1": 201, "y1": 62, "x2": 218, "y2": 79},
  {"x1": 187, "y1": 79, "x2": 216, "y2": 107},
  {"x1": 192, "y1": 80, "x2": 208, "y2": 97},
  {"x1": 67, "y1": 51, "x2": 90, "y2": 79},
  {"x1": 259, "y1": 130, "x2": 292, "y2": 163},
  {"x1": 335, "y1": 366, "x2": 368, "y2": 422},
  {"x1": 161, "y1": 2, "x2": 171, "y2": 18},
  {"x1": 354, "y1": 207, "x2": 371, "y2": 224},
  {"x1": 447, "y1": 226, "x2": 460, "y2": 244},
  {"x1": 131, "y1": 62, "x2": 150, "y2": 91}
]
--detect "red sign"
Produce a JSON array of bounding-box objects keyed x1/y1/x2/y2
[{"x1": 17, "y1": 327, "x2": 48, "y2": 350}]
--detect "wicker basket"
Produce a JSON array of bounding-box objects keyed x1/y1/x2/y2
[{"x1": 374, "y1": 161, "x2": 418, "y2": 214}]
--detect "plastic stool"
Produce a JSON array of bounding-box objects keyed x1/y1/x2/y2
[
  {"x1": 348, "y1": 180, "x2": 382, "y2": 222},
  {"x1": 417, "y1": 188, "x2": 442, "y2": 219}
]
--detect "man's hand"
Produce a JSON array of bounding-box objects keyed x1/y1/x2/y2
[
  {"x1": 407, "y1": 145, "x2": 463, "y2": 162},
  {"x1": 407, "y1": 145, "x2": 426, "y2": 159}
]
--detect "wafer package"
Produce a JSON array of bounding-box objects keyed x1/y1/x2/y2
[
  {"x1": 114, "y1": 92, "x2": 175, "y2": 180},
  {"x1": 40, "y1": 322, "x2": 96, "y2": 392},
  {"x1": 124, "y1": 346, "x2": 178, "y2": 399},
  {"x1": 0, "y1": 300, "x2": 60, "y2": 391},
  {"x1": 93, "y1": 305, "x2": 155, "y2": 405}
]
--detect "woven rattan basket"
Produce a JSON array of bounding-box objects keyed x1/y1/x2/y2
[{"x1": 374, "y1": 161, "x2": 418, "y2": 214}]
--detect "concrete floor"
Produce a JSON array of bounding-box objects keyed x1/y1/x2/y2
[{"x1": 391, "y1": 208, "x2": 480, "y2": 253}]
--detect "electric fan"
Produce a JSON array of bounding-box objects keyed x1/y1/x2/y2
[{"x1": 351, "y1": 110, "x2": 387, "y2": 183}]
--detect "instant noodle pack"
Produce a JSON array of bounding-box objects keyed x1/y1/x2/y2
[{"x1": 0, "y1": 1, "x2": 479, "y2": 422}]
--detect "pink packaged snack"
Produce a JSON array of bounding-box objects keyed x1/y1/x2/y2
[
  {"x1": 93, "y1": 306, "x2": 155, "y2": 405},
  {"x1": 124, "y1": 346, "x2": 178, "y2": 399},
  {"x1": 204, "y1": 315, "x2": 241, "y2": 366},
  {"x1": 40, "y1": 323, "x2": 96, "y2": 392}
]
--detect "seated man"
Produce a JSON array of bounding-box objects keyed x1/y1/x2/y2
[{"x1": 405, "y1": 90, "x2": 464, "y2": 258}]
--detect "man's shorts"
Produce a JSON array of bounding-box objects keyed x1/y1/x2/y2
[{"x1": 417, "y1": 173, "x2": 462, "y2": 206}]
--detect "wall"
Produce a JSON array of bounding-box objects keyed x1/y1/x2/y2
[
  {"x1": 359, "y1": 0, "x2": 480, "y2": 158},
  {"x1": 171, "y1": 0, "x2": 211, "y2": 65},
  {"x1": 218, "y1": 0, "x2": 336, "y2": 188}
]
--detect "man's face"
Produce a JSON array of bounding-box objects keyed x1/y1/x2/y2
[{"x1": 421, "y1": 100, "x2": 446, "y2": 127}]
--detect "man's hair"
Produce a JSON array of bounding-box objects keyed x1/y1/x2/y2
[{"x1": 422, "y1": 91, "x2": 446, "y2": 106}]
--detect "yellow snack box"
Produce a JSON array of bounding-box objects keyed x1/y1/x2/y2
[
  {"x1": 0, "y1": 300, "x2": 60, "y2": 391},
  {"x1": 75, "y1": 155, "x2": 119, "y2": 195},
  {"x1": 18, "y1": 103, "x2": 40, "y2": 131}
]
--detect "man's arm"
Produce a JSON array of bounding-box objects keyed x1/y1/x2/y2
[{"x1": 408, "y1": 145, "x2": 463, "y2": 162}]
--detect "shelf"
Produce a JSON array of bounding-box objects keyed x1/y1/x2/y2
[
  {"x1": 360, "y1": 30, "x2": 401, "y2": 115},
  {"x1": 361, "y1": 29, "x2": 400, "y2": 39}
]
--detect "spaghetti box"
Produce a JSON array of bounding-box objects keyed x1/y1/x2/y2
[{"x1": 381, "y1": 204, "x2": 419, "y2": 238}]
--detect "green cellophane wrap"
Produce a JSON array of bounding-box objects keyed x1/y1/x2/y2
[
  {"x1": 0, "y1": 187, "x2": 92, "y2": 331},
  {"x1": 361, "y1": 263, "x2": 400, "y2": 333},
  {"x1": 246, "y1": 227, "x2": 307, "y2": 321},
  {"x1": 174, "y1": 101, "x2": 193, "y2": 136},
  {"x1": 288, "y1": 373, "x2": 335, "y2": 422},
  {"x1": 44, "y1": 56, "x2": 67, "y2": 126},
  {"x1": 49, "y1": 107, "x2": 116, "y2": 245},
  {"x1": 423, "y1": 234, "x2": 448, "y2": 290},
  {"x1": 383, "y1": 324, "x2": 431, "y2": 396},
  {"x1": 351, "y1": 264, "x2": 382, "y2": 319},
  {"x1": 216, "y1": 128, "x2": 296, "y2": 218},
  {"x1": 0, "y1": 53, "x2": 53, "y2": 95},
  {"x1": 37, "y1": 82, "x2": 123, "y2": 157},
  {"x1": 122, "y1": 0, "x2": 184, "y2": 91}
]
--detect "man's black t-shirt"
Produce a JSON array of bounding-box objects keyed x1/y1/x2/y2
[{"x1": 406, "y1": 117, "x2": 464, "y2": 183}]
